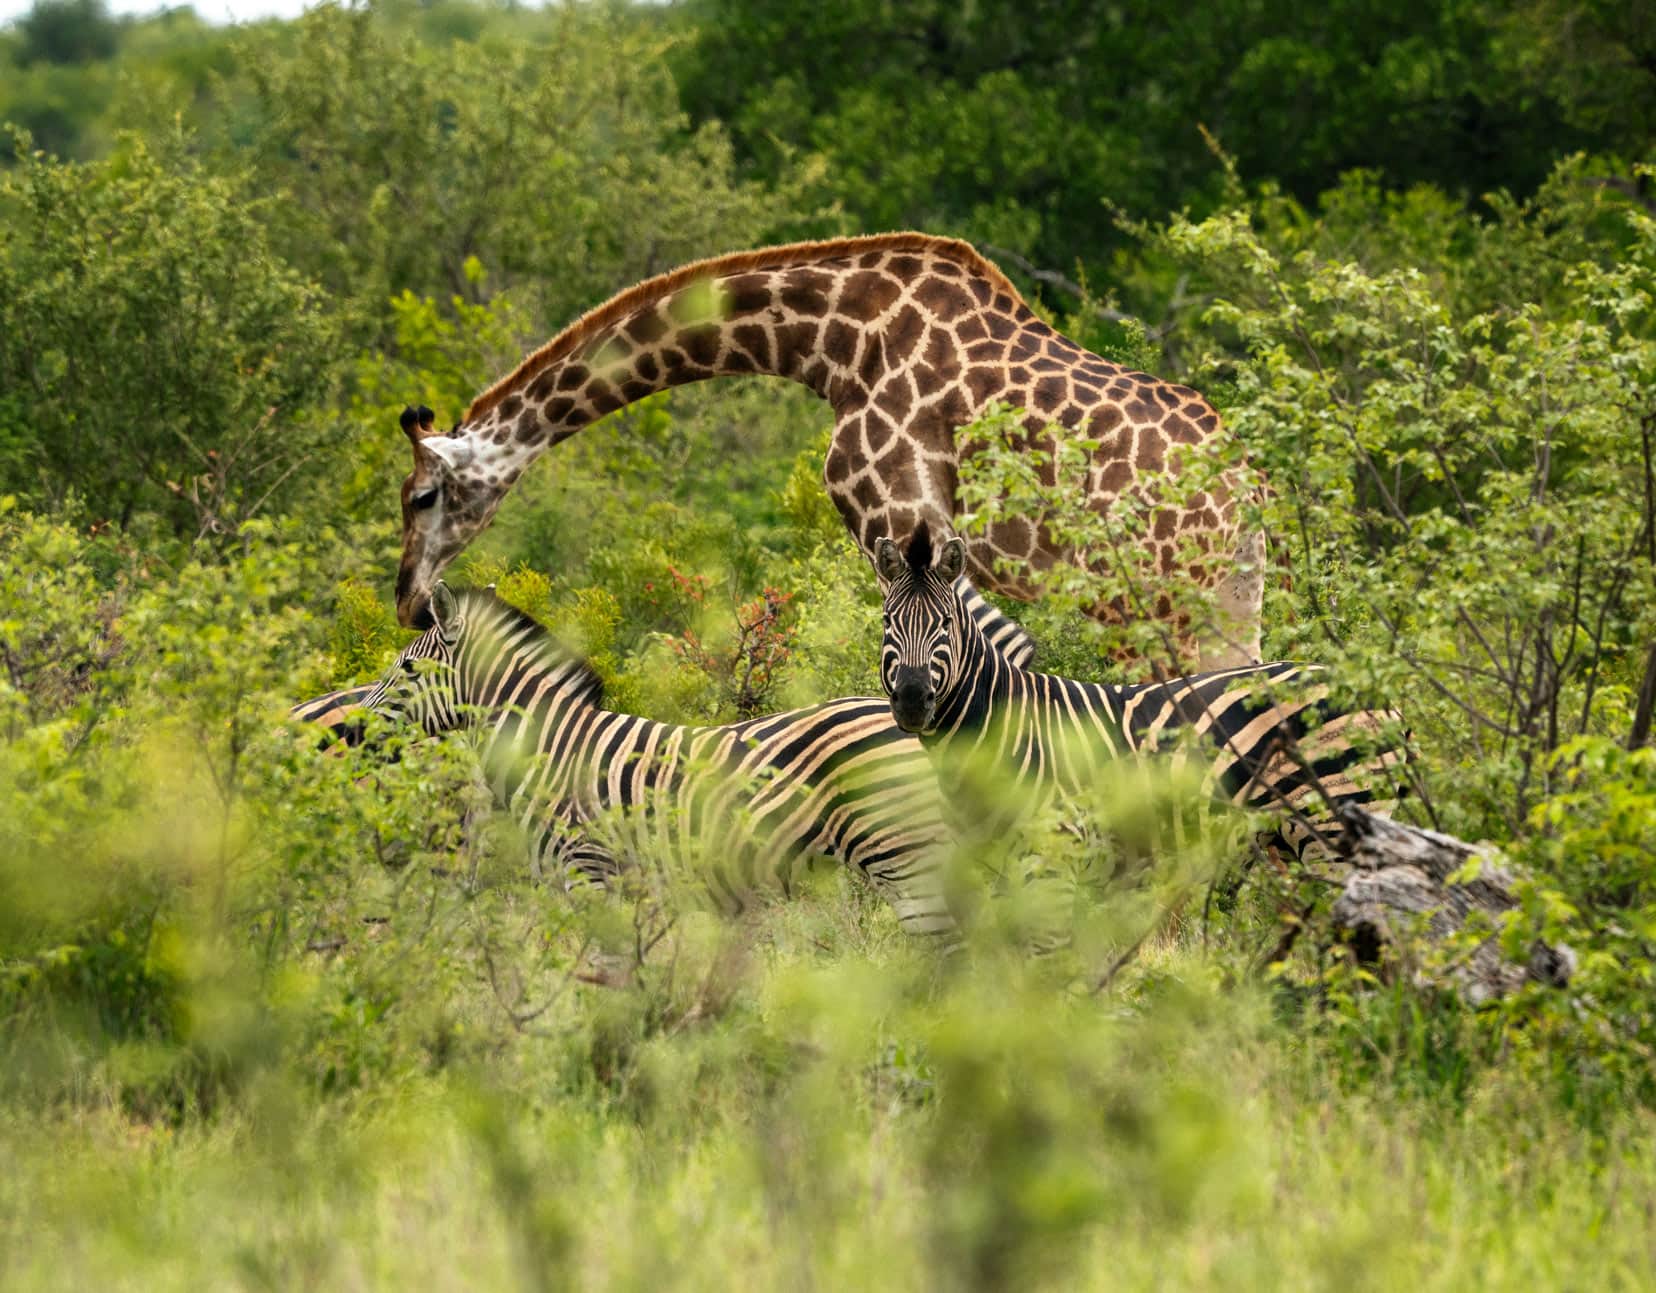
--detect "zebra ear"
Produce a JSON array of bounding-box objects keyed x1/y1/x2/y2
[
  {"x1": 936, "y1": 536, "x2": 967, "y2": 582},
  {"x1": 874, "y1": 537, "x2": 906, "y2": 583},
  {"x1": 429, "y1": 581, "x2": 459, "y2": 631}
]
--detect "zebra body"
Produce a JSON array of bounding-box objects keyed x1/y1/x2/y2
[
  {"x1": 360, "y1": 585, "x2": 959, "y2": 939},
  {"x1": 874, "y1": 526, "x2": 1404, "y2": 860}
]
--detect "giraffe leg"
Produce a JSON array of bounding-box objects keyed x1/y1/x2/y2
[{"x1": 1200, "y1": 528, "x2": 1265, "y2": 670}]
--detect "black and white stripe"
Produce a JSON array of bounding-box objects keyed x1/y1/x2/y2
[
  {"x1": 874, "y1": 525, "x2": 1405, "y2": 860},
  {"x1": 358, "y1": 584, "x2": 959, "y2": 939}
]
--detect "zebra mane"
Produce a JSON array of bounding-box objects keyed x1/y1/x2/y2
[
  {"x1": 904, "y1": 521, "x2": 934, "y2": 576},
  {"x1": 455, "y1": 588, "x2": 606, "y2": 709}
]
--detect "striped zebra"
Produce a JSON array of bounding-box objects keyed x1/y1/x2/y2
[
  {"x1": 289, "y1": 574, "x2": 1033, "y2": 746},
  {"x1": 289, "y1": 683, "x2": 378, "y2": 748},
  {"x1": 874, "y1": 525, "x2": 1405, "y2": 861},
  {"x1": 355, "y1": 583, "x2": 962, "y2": 940}
]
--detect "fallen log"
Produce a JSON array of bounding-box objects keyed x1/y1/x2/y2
[{"x1": 1330, "y1": 804, "x2": 1575, "y2": 1004}]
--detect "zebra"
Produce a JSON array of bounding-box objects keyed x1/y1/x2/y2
[
  {"x1": 289, "y1": 682, "x2": 378, "y2": 748},
  {"x1": 873, "y1": 524, "x2": 1406, "y2": 863},
  {"x1": 289, "y1": 573, "x2": 1034, "y2": 748},
  {"x1": 355, "y1": 582, "x2": 964, "y2": 940}
]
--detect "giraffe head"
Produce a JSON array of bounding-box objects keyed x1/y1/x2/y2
[
  {"x1": 395, "y1": 406, "x2": 499, "y2": 627},
  {"x1": 875, "y1": 522, "x2": 969, "y2": 734}
]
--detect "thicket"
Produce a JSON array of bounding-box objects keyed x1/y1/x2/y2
[{"x1": 1, "y1": 1, "x2": 1654, "y2": 1287}]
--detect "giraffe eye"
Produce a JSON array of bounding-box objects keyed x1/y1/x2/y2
[{"x1": 411, "y1": 487, "x2": 439, "y2": 511}]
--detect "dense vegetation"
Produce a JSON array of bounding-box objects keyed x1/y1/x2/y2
[{"x1": 2, "y1": 1, "x2": 1653, "y2": 1286}]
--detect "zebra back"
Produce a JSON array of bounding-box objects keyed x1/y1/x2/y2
[{"x1": 364, "y1": 586, "x2": 960, "y2": 939}]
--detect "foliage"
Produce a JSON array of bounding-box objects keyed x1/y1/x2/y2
[
  {"x1": 204, "y1": 2, "x2": 797, "y2": 345},
  {"x1": 1152, "y1": 159, "x2": 1656, "y2": 836},
  {"x1": 2, "y1": 1, "x2": 1656, "y2": 1284},
  {"x1": 0, "y1": 130, "x2": 339, "y2": 533}
]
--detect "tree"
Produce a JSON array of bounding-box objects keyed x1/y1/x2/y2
[{"x1": 0, "y1": 131, "x2": 339, "y2": 533}]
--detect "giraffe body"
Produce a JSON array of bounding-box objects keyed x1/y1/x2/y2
[{"x1": 396, "y1": 233, "x2": 1262, "y2": 668}]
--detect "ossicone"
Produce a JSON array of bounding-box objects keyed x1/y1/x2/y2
[{"x1": 400, "y1": 404, "x2": 437, "y2": 446}]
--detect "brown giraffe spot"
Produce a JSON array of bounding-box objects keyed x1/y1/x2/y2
[
  {"x1": 1008, "y1": 365, "x2": 1031, "y2": 386},
  {"x1": 857, "y1": 252, "x2": 884, "y2": 269},
  {"x1": 731, "y1": 323, "x2": 772, "y2": 370},
  {"x1": 992, "y1": 293, "x2": 1013, "y2": 312},
  {"x1": 921, "y1": 328, "x2": 960, "y2": 381},
  {"x1": 1167, "y1": 383, "x2": 1201, "y2": 402},
  {"x1": 774, "y1": 321, "x2": 820, "y2": 375},
  {"x1": 1153, "y1": 510, "x2": 1176, "y2": 540},
  {"x1": 1032, "y1": 376, "x2": 1067, "y2": 414},
  {"x1": 866, "y1": 411, "x2": 895, "y2": 453},
  {"x1": 1030, "y1": 356, "x2": 1064, "y2": 375},
  {"x1": 544, "y1": 397, "x2": 575, "y2": 424},
  {"x1": 852, "y1": 476, "x2": 882, "y2": 509},
  {"x1": 838, "y1": 271, "x2": 902, "y2": 322},
  {"x1": 884, "y1": 305, "x2": 927, "y2": 365},
  {"x1": 857, "y1": 334, "x2": 884, "y2": 388},
  {"x1": 556, "y1": 365, "x2": 589, "y2": 392},
  {"x1": 964, "y1": 367, "x2": 1002, "y2": 407},
  {"x1": 1165, "y1": 414, "x2": 1199, "y2": 443},
  {"x1": 661, "y1": 348, "x2": 692, "y2": 378},
  {"x1": 1009, "y1": 338, "x2": 1037, "y2": 362},
  {"x1": 914, "y1": 276, "x2": 975, "y2": 322},
  {"x1": 965, "y1": 340, "x2": 1003, "y2": 364},
  {"x1": 955, "y1": 315, "x2": 987, "y2": 344},
  {"x1": 929, "y1": 259, "x2": 962, "y2": 278},
  {"x1": 825, "y1": 446, "x2": 852, "y2": 484},
  {"x1": 860, "y1": 514, "x2": 887, "y2": 547},
  {"x1": 724, "y1": 274, "x2": 773, "y2": 316},
  {"x1": 724, "y1": 351, "x2": 756, "y2": 374},
  {"x1": 527, "y1": 370, "x2": 558, "y2": 402},
  {"x1": 969, "y1": 279, "x2": 993, "y2": 307},
  {"x1": 1092, "y1": 405, "x2": 1125, "y2": 435},
  {"x1": 1058, "y1": 403, "x2": 1084, "y2": 426},
  {"x1": 1136, "y1": 431, "x2": 1166, "y2": 470},
  {"x1": 682, "y1": 323, "x2": 721, "y2": 368},
  {"x1": 619, "y1": 379, "x2": 652, "y2": 402},
  {"x1": 1197, "y1": 411, "x2": 1219, "y2": 433},
  {"x1": 625, "y1": 309, "x2": 669, "y2": 345},
  {"x1": 888, "y1": 254, "x2": 924, "y2": 277},
  {"x1": 876, "y1": 375, "x2": 914, "y2": 424},
  {"x1": 587, "y1": 379, "x2": 622, "y2": 416},
  {"x1": 823, "y1": 319, "x2": 858, "y2": 367},
  {"x1": 985, "y1": 313, "x2": 1017, "y2": 342},
  {"x1": 781, "y1": 274, "x2": 832, "y2": 317},
  {"x1": 1096, "y1": 459, "x2": 1132, "y2": 493},
  {"x1": 933, "y1": 388, "x2": 969, "y2": 428},
  {"x1": 1126, "y1": 397, "x2": 1160, "y2": 422},
  {"x1": 635, "y1": 353, "x2": 659, "y2": 383},
  {"x1": 1072, "y1": 369, "x2": 1103, "y2": 391},
  {"x1": 880, "y1": 441, "x2": 920, "y2": 496},
  {"x1": 1154, "y1": 386, "x2": 1180, "y2": 410},
  {"x1": 497, "y1": 395, "x2": 523, "y2": 420}
]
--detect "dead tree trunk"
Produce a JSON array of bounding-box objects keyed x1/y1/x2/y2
[{"x1": 1329, "y1": 804, "x2": 1575, "y2": 1004}]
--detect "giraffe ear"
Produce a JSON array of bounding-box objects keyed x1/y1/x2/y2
[
  {"x1": 874, "y1": 538, "x2": 906, "y2": 583},
  {"x1": 936, "y1": 536, "x2": 967, "y2": 582},
  {"x1": 429, "y1": 581, "x2": 459, "y2": 631},
  {"x1": 422, "y1": 435, "x2": 475, "y2": 473}
]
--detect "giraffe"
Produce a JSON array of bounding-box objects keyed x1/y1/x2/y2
[{"x1": 395, "y1": 232, "x2": 1265, "y2": 669}]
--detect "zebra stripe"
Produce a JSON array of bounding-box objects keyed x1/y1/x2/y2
[
  {"x1": 874, "y1": 525, "x2": 1405, "y2": 861},
  {"x1": 359, "y1": 585, "x2": 959, "y2": 939}
]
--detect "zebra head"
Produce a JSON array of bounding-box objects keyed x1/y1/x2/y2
[
  {"x1": 363, "y1": 581, "x2": 467, "y2": 736},
  {"x1": 874, "y1": 522, "x2": 969, "y2": 734}
]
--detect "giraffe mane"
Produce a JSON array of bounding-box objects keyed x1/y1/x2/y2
[
  {"x1": 464, "y1": 232, "x2": 1028, "y2": 423},
  {"x1": 456, "y1": 588, "x2": 606, "y2": 708}
]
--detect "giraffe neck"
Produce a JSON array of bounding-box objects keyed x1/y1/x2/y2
[{"x1": 450, "y1": 236, "x2": 1045, "y2": 496}]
